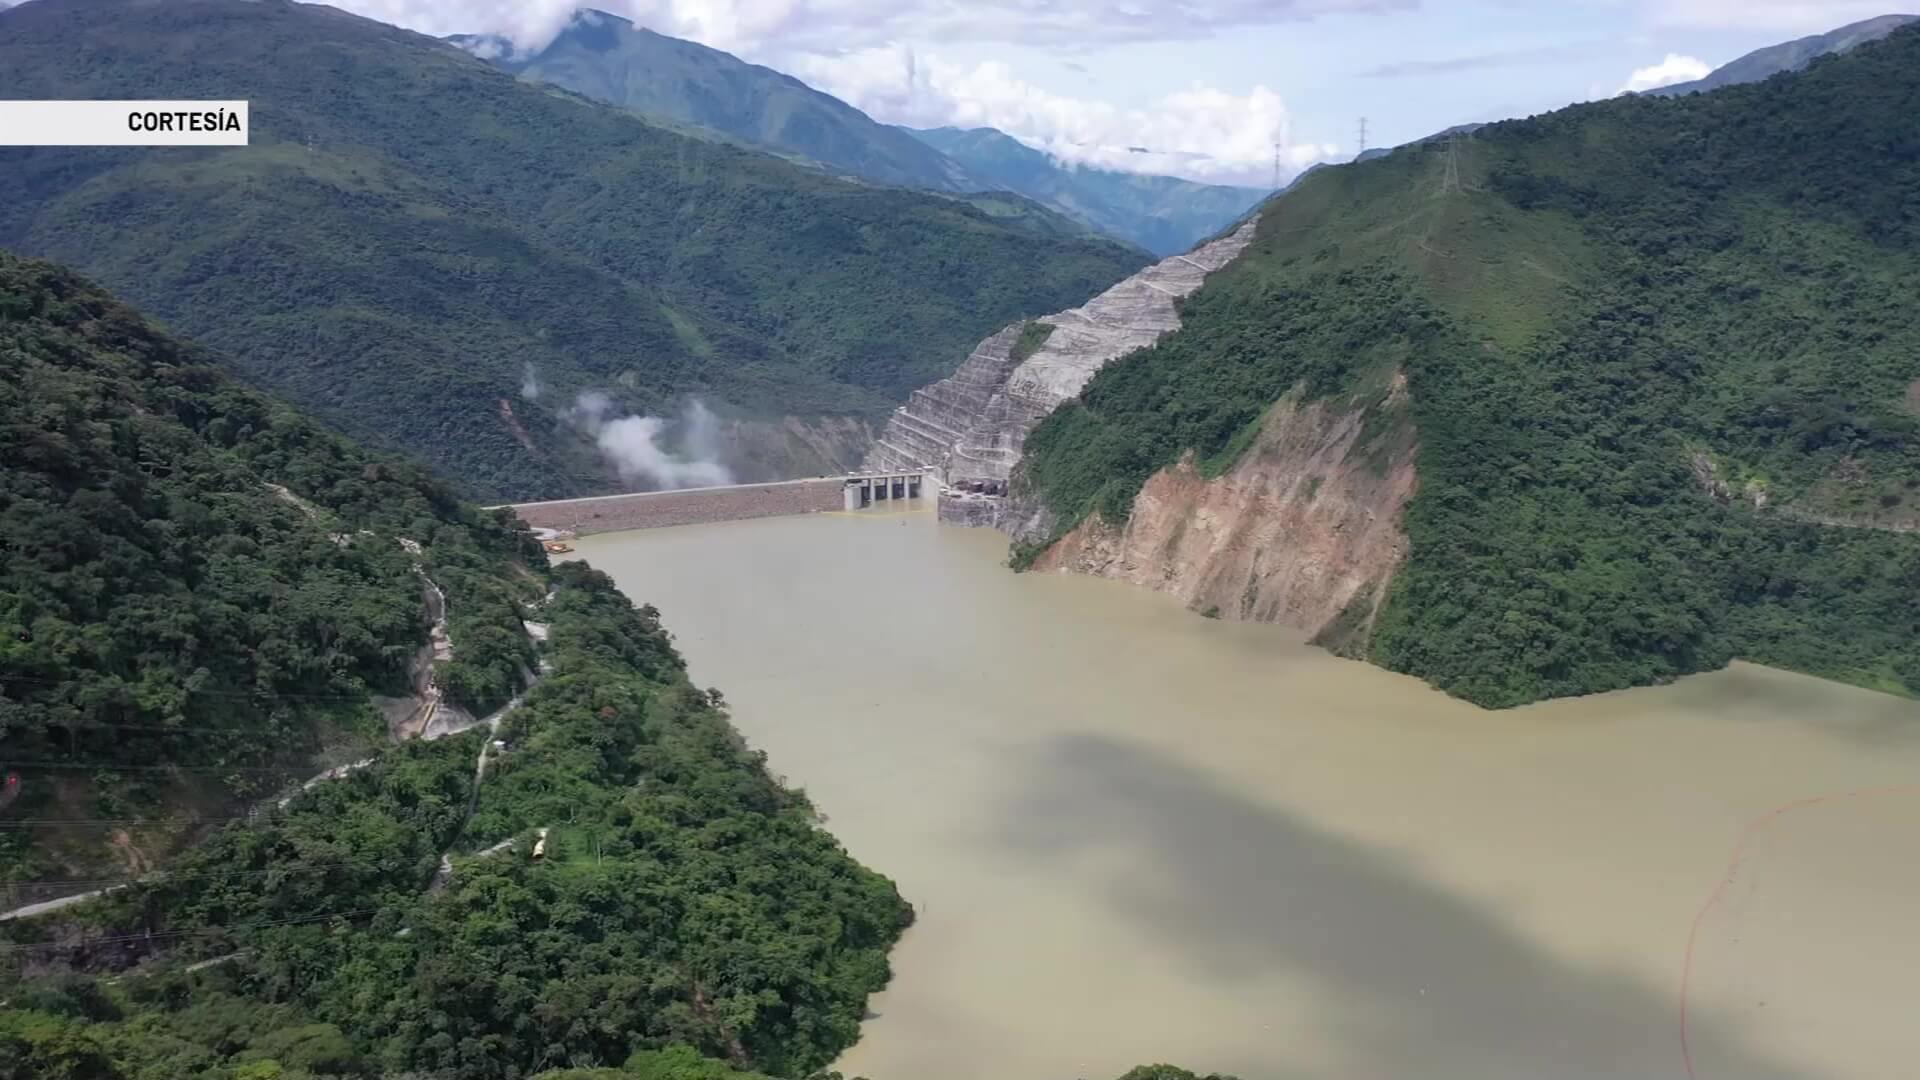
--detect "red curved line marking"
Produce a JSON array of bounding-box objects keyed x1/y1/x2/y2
[{"x1": 1680, "y1": 784, "x2": 1920, "y2": 1080}]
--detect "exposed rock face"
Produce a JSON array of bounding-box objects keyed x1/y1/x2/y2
[
  {"x1": 719, "y1": 414, "x2": 876, "y2": 483},
  {"x1": 869, "y1": 214, "x2": 1414, "y2": 646},
  {"x1": 866, "y1": 219, "x2": 1258, "y2": 481},
  {"x1": 1031, "y1": 385, "x2": 1418, "y2": 643}
]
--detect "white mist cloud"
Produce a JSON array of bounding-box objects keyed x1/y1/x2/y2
[
  {"x1": 520, "y1": 362, "x2": 543, "y2": 401},
  {"x1": 1619, "y1": 52, "x2": 1713, "y2": 93},
  {"x1": 329, "y1": 0, "x2": 1410, "y2": 56},
  {"x1": 568, "y1": 393, "x2": 735, "y2": 490},
  {"x1": 1643, "y1": 0, "x2": 1899, "y2": 32},
  {"x1": 791, "y1": 45, "x2": 1335, "y2": 184},
  {"x1": 306, "y1": 0, "x2": 1373, "y2": 184}
]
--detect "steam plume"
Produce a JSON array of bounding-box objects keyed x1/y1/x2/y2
[{"x1": 569, "y1": 394, "x2": 735, "y2": 490}]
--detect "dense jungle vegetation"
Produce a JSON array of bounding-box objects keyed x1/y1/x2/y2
[
  {"x1": 0, "y1": 251, "x2": 539, "y2": 888},
  {"x1": 0, "y1": 0, "x2": 1144, "y2": 501},
  {"x1": 0, "y1": 256, "x2": 913, "y2": 1078},
  {"x1": 451, "y1": 10, "x2": 986, "y2": 199},
  {"x1": 0, "y1": 565, "x2": 912, "y2": 1079},
  {"x1": 1019, "y1": 26, "x2": 1920, "y2": 707}
]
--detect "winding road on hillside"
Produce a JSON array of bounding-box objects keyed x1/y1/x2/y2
[{"x1": 0, "y1": 564, "x2": 551, "y2": 926}]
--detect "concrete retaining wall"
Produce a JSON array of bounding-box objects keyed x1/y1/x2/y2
[
  {"x1": 938, "y1": 493, "x2": 1005, "y2": 528},
  {"x1": 506, "y1": 479, "x2": 847, "y2": 535}
]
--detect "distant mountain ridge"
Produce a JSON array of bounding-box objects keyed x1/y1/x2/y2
[
  {"x1": 0, "y1": 0, "x2": 1144, "y2": 501},
  {"x1": 1652, "y1": 13, "x2": 1918, "y2": 96},
  {"x1": 450, "y1": 9, "x2": 981, "y2": 194},
  {"x1": 1347, "y1": 15, "x2": 1918, "y2": 166},
  {"x1": 905, "y1": 126, "x2": 1271, "y2": 256},
  {"x1": 455, "y1": 8, "x2": 1269, "y2": 255},
  {"x1": 1013, "y1": 20, "x2": 1920, "y2": 708}
]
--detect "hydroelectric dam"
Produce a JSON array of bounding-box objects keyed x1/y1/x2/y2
[{"x1": 498, "y1": 471, "x2": 930, "y2": 535}]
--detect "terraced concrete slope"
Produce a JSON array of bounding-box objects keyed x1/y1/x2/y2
[{"x1": 866, "y1": 219, "x2": 1259, "y2": 480}]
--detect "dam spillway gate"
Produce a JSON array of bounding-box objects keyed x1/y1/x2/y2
[
  {"x1": 499, "y1": 470, "x2": 936, "y2": 535},
  {"x1": 841, "y1": 472, "x2": 924, "y2": 510}
]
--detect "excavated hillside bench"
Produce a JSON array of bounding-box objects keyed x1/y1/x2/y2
[{"x1": 866, "y1": 218, "x2": 1259, "y2": 482}]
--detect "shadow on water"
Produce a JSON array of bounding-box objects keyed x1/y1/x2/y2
[
  {"x1": 991, "y1": 733, "x2": 1821, "y2": 1080},
  {"x1": 1630, "y1": 662, "x2": 1920, "y2": 749},
  {"x1": 1503, "y1": 661, "x2": 1920, "y2": 753}
]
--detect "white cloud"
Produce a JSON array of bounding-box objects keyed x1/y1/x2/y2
[
  {"x1": 332, "y1": 0, "x2": 1413, "y2": 55},
  {"x1": 568, "y1": 393, "x2": 734, "y2": 490},
  {"x1": 792, "y1": 45, "x2": 1336, "y2": 184},
  {"x1": 321, "y1": 0, "x2": 1352, "y2": 184},
  {"x1": 1642, "y1": 0, "x2": 1897, "y2": 32},
  {"x1": 1619, "y1": 52, "x2": 1712, "y2": 93}
]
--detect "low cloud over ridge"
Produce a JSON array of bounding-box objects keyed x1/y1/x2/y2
[
  {"x1": 305, "y1": 0, "x2": 1385, "y2": 184},
  {"x1": 1620, "y1": 52, "x2": 1713, "y2": 93}
]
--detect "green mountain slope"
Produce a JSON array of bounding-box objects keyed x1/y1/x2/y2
[
  {"x1": 1651, "y1": 12, "x2": 1916, "y2": 96},
  {"x1": 908, "y1": 126, "x2": 1272, "y2": 256},
  {"x1": 452, "y1": 8, "x2": 981, "y2": 194},
  {"x1": 0, "y1": 252, "x2": 910, "y2": 1079},
  {"x1": 0, "y1": 249, "x2": 542, "y2": 888},
  {"x1": 0, "y1": 0, "x2": 1145, "y2": 502},
  {"x1": 1018, "y1": 26, "x2": 1920, "y2": 707}
]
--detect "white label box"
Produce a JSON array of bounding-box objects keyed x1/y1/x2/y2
[{"x1": 0, "y1": 100, "x2": 250, "y2": 146}]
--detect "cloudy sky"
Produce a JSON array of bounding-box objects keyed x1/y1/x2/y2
[{"x1": 140, "y1": 0, "x2": 1920, "y2": 184}]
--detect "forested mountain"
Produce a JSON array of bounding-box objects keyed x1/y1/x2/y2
[
  {"x1": 0, "y1": 249, "x2": 540, "y2": 889},
  {"x1": 450, "y1": 9, "x2": 981, "y2": 195},
  {"x1": 0, "y1": 0, "x2": 1145, "y2": 502},
  {"x1": 0, "y1": 251, "x2": 912, "y2": 1078},
  {"x1": 1650, "y1": 12, "x2": 1916, "y2": 96},
  {"x1": 450, "y1": 8, "x2": 1254, "y2": 256},
  {"x1": 906, "y1": 126, "x2": 1272, "y2": 256},
  {"x1": 1016, "y1": 24, "x2": 1920, "y2": 707}
]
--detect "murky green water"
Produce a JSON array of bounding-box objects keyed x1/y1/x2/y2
[{"x1": 576, "y1": 506, "x2": 1920, "y2": 1080}]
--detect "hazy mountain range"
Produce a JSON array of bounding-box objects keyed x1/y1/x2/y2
[
  {"x1": 903, "y1": 126, "x2": 1269, "y2": 257},
  {"x1": 1651, "y1": 13, "x2": 1917, "y2": 96},
  {"x1": 451, "y1": 8, "x2": 1267, "y2": 256},
  {"x1": 0, "y1": 0, "x2": 1145, "y2": 501}
]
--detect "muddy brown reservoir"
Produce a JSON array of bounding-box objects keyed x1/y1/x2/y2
[{"x1": 575, "y1": 507, "x2": 1920, "y2": 1080}]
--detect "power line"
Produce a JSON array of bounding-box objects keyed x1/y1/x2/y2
[
  {"x1": 7, "y1": 856, "x2": 416, "y2": 893},
  {"x1": 0, "y1": 814, "x2": 264, "y2": 830},
  {"x1": 40, "y1": 713, "x2": 374, "y2": 733},
  {"x1": 1, "y1": 673, "x2": 393, "y2": 704},
  {"x1": 0, "y1": 908, "x2": 381, "y2": 954},
  {"x1": 0, "y1": 759, "x2": 370, "y2": 776}
]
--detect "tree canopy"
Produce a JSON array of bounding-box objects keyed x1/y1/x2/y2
[
  {"x1": 0, "y1": 255, "x2": 911, "y2": 1079},
  {"x1": 1018, "y1": 26, "x2": 1920, "y2": 706},
  {"x1": 0, "y1": 0, "x2": 1145, "y2": 500}
]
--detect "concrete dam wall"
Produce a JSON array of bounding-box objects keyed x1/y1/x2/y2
[
  {"x1": 506, "y1": 478, "x2": 849, "y2": 535},
  {"x1": 503, "y1": 473, "x2": 927, "y2": 535}
]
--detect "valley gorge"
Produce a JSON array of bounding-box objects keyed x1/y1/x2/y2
[
  {"x1": 5, "y1": 5, "x2": 1920, "y2": 1080},
  {"x1": 867, "y1": 210, "x2": 1423, "y2": 651}
]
